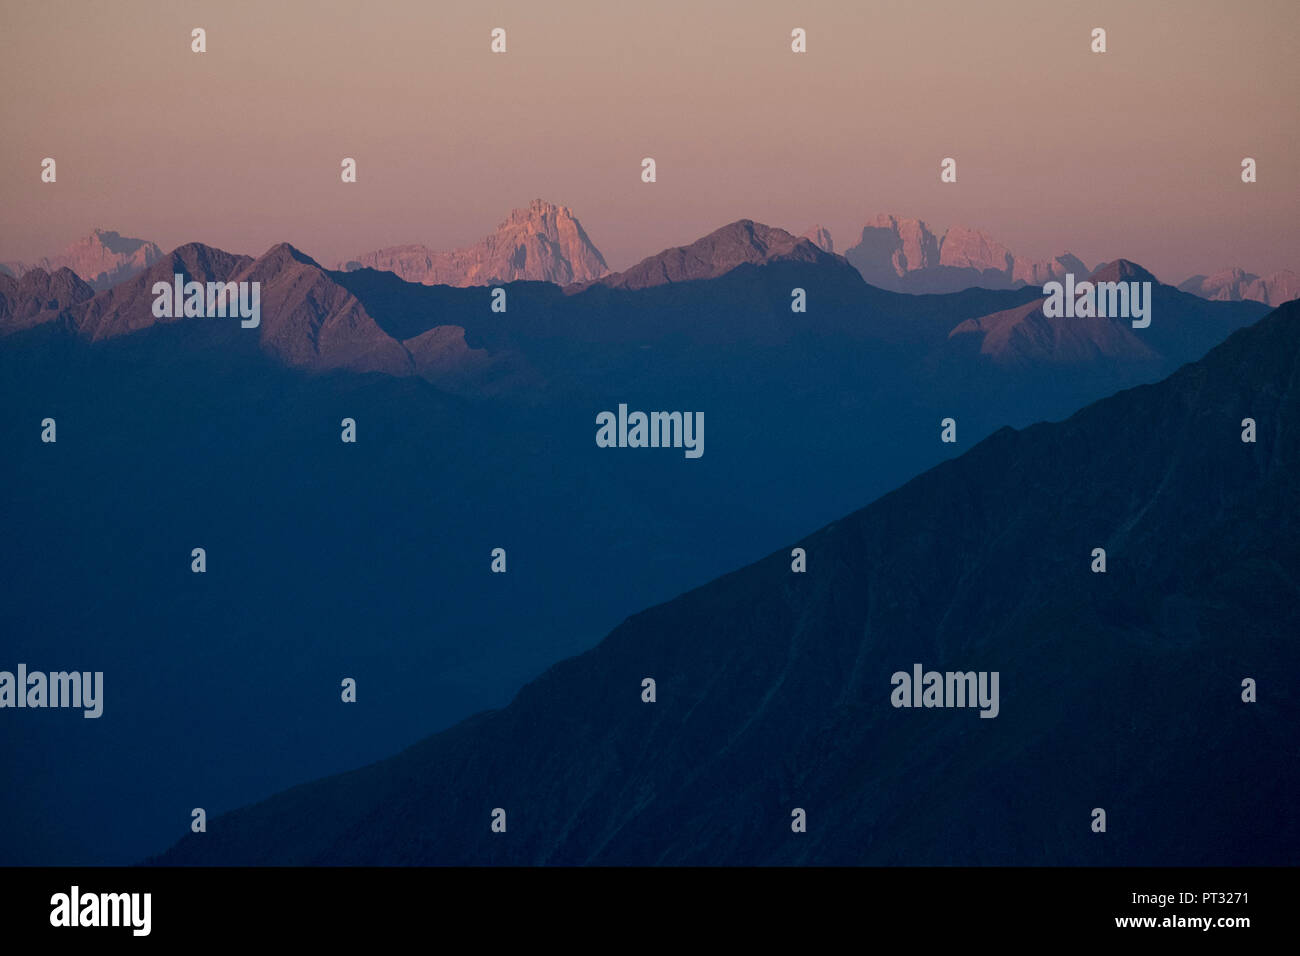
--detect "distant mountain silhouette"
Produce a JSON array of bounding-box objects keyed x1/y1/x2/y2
[
  {"x1": 0, "y1": 267, "x2": 94, "y2": 333},
  {"x1": 1179, "y1": 267, "x2": 1300, "y2": 308},
  {"x1": 4, "y1": 221, "x2": 1269, "y2": 390},
  {"x1": 152, "y1": 299, "x2": 1300, "y2": 866},
  {"x1": 945, "y1": 260, "x2": 1241, "y2": 367},
  {"x1": 8, "y1": 241, "x2": 491, "y2": 380},
  {"x1": 343, "y1": 200, "x2": 609, "y2": 287},
  {"x1": 845, "y1": 214, "x2": 1089, "y2": 294},
  {"x1": 73, "y1": 242, "x2": 253, "y2": 342},
  {"x1": 2, "y1": 229, "x2": 163, "y2": 292}
]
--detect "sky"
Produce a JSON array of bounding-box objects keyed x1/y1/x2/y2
[{"x1": 1, "y1": 0, "x2": 1297, "y2": 281}]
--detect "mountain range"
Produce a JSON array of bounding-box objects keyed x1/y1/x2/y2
[
  {"x1": 1178, "y1": 267, "x2": 1300, "y2": 307},
  {"x1": 8, "y1": 208, "x2": 1296, "y2": 310},
  {"x1": 841, "y1": 213, "x2": 1090, "y2": 294},
  {"x1": 1, "y1": 228, "x2": 162, "y2": 292},
  {"x1": 2, "y1": 219, "x2": 1269, "y2": 387},
  {"x1": 151, "y1": 296, "x2": 1300, "y2": 866},
  {"x1": 0, "y1": 214, "x2": 1278, "y2": 866},
  {"x1": 340, "y1": 199, "x2": 609, "y2": 287}
]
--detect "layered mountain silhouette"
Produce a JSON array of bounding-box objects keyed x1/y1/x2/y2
[
  {"x1": 948, "y1": 260, "x2": 1162, "y2": 366},
  {"x1": 0, "y1": 217, "x2": 1272, "y2": 866},
  {"x1": 72, "y1": 243, "x2": 253, "y2": 341},
  {"x1": 845, "y1": 213, "x2": 1089, "y2": 294},
  {"x1": 152, "y1": 299, "x2": 1300, "y2": 866},
  {"x1": 9, "y1": 218, "x2": 1294, "y2": 310},
  {"x1": 4, "y1": 220, "x2": 1251, "y2": 389},
  {"x1": 1178, "y1": 267, "x2": 1300, "y2": 307},
  {"x1": 0, "y1": 267, "x2": 95, "y2": 333},
  {"x1": 2, "y1": 228, "x2": 163, "y2": 292},
  {"x1": 2, "y1": 241, "x2": 501, "y2": 383},
  {"x1": 341, "y1": 199, "x2": 609, "y2": 286}
]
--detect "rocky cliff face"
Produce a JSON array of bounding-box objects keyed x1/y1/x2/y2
[
  {"x1": 344, "y1": 200, "x2": 609, "y2": 287},
  {"x1": 3, "y1": 229, "x2": 163, "y2": 292},
  {"x1": 938, "y1": 224, "x2": 1015, "y2": 274},
  {"x1": 845, "y1": 214, "x2": 1089, "y2": 294},
  {"x1": 1179, "y1": 267, "x2": 1300, "y2": 307},
  {"x1": 846, "y1": 213, "x2": 942, "y2": 287}
]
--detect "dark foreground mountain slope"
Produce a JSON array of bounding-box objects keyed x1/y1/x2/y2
[{"x1": 154, "y1": 301, "x2": 1300, "y2": 866}]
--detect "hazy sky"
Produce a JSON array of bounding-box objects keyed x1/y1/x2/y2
[{"x1": 2, "y1": 0, "x2": 1297, "y2": 280}]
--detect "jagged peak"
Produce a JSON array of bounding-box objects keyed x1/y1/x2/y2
[
  {"x1": 256, "y1": 242, "x2": 322, "y2": 269},
  {"x1": 346, "y1": 201, "x2": 608, "y2": 286},
  {"x1": 504, "y1": 198, "x2": 576, "y2": 226},
  {"x1": 862, "y1": 212, "x2": 936, "y2": 232},
  {"x1": 1087, "y1": 259, "x2": 1159, "y2": 285},
  {"x1": 585, "y1": 219, "x2": 836, "y2": 292}
]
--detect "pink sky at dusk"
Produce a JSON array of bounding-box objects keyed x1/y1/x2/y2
[{"x1": 1, "y1": 0, "x2": 1296, "y2": 282}]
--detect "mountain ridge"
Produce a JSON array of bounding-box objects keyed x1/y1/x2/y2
[
  {"x1": 149, "y1": 299, "x2": 1300, "y2": 866},
  {"x1": 844, "y1": 213, "x2": 1091, "y2": 294},
  {"x1": 573, "y1": 219, "x2": 844, "y2": 292},
  {"x1": 1, "y1": 230, "x2": 1268, "y2": 392},
  {"x1": 1178, "y1": 267, "x2": 1300, "y2": 307},
  {"x1": 0, "y1": 220, "x2": 1278, "y2": 867},
  {"x1": 2, "y1": 228, "x2": 163, "y2": 292}
]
